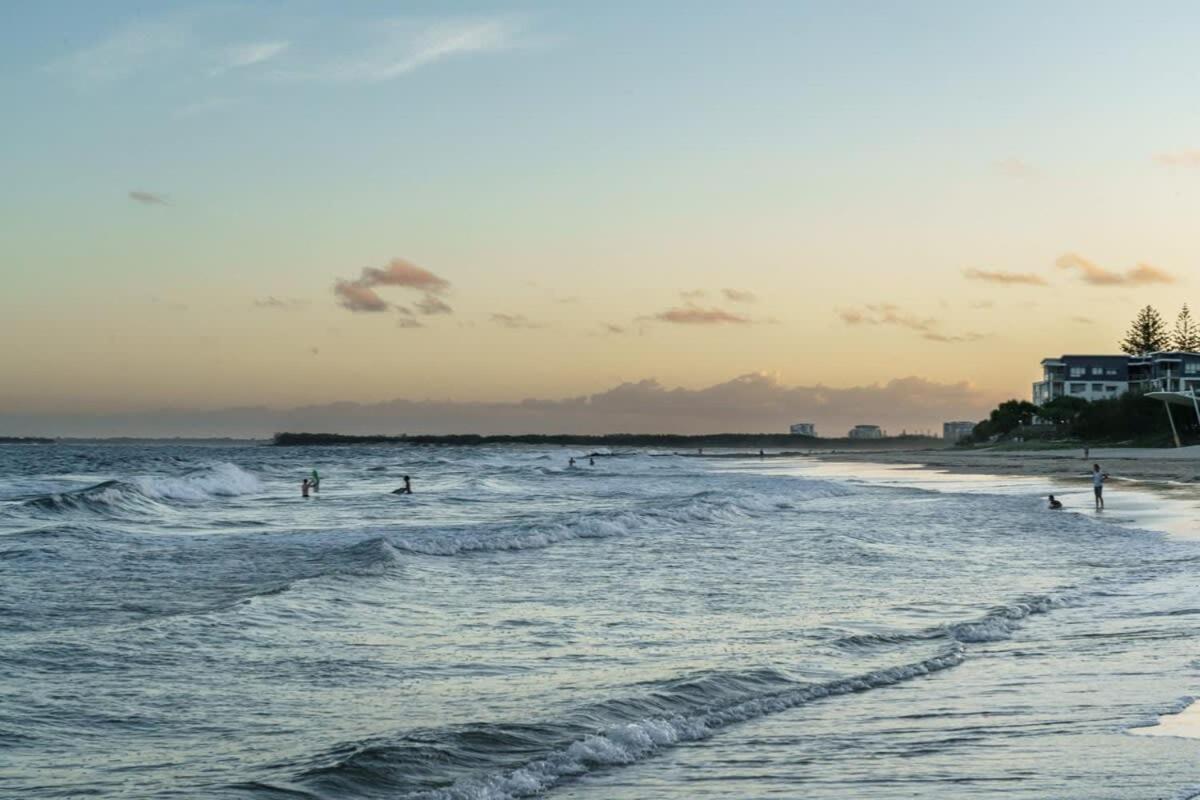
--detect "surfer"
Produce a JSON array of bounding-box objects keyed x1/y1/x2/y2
[
  {"x1": 310, "y1": 469, "x2": 320, "y2": 492},
  {"x1": 569, "y1": 457, "x2": 576, "y2": 468},
  {"x1": 1092, "y1": 464, "x2": 1109, "y2": 510},
  {"x1": 392, "y1": 476, "x2": 412, "y2": 495},
  {"x1": 589, "y1": 456, "x2": 595, "y2": 466},
  {"x1": 301, "y1": 478, "x2": 311, "y2": 498},
  {"x1": 1048, "y1": 494, "x2": 1062, "y2": 510}
]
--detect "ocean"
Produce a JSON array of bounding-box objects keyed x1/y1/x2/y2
[{"x1": 3, "y1": 442, "x2": 1200, "y2": 799}]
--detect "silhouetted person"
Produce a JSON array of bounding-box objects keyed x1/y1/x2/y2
[
  {"x1": 1048, "y1": 494, "x2": 1062, "y2": 510},
  {"x1": 1092, "y1": 464, "x2": 1109, "y2": 509},
  {"x1": 589, "y1": 456, "x2": 595, "y2": 466},
  {"x1": 569, "y1": 457, "x2": 576, "y2": 468},
  {"x1": 301, "y1": 478, "x2": 311, "y2": 498},
  {"x1": 759, "y1": 449, "x2": 765, "y2": 459},
  {"x1": 392, "y1": 476, "x2": 412, "y2": 495}
]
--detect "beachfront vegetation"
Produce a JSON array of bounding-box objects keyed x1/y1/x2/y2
[
  {"x1": 967, "y1": 393, "x2": 1186, "y2": 446},
  {"x1": 1120, "y1": 305, "x2": 1170, "y2": 355}
]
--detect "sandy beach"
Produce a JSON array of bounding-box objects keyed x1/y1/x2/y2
[{"x1": 812, "y1": 445, "x2": 1200, "y2": 484}]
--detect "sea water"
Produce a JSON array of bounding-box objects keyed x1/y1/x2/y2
[{"x1": 2, "y1": 443, "x2": 1199, "y2": 799}]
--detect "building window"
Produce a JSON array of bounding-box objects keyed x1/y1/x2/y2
[
  {"x1": 1092, "y1": 367, "x2": 1104, "y2": 376},
  {"x1": 1070, "y1": 383, "x2": 1086, "y2": 393},
  {"x1": 1186, "y1": 362, "x2": 1200, "y2": 375},
  {"x1": 1091, "y1": 383, "x2": 1103, "y2": 392},
  {"x1": 1070, "y1": 367, "x2": 1086, "y2": 378},
  {"x1": 1106, "y1": 369, "x2": 1118, "y2": 376},
  {"x1": 1106, "y1": 385, "x2": 1118, "y2": 393}
]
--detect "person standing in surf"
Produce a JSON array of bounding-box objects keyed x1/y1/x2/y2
[{"x1": 1092, "y1": 463, "x2": 1109, "y2": 510}]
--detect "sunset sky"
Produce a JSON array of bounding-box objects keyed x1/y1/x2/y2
[{"x1": 4, "y1": 1, "x2": 1200, "y2": 435}]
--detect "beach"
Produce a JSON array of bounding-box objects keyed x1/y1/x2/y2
[{"x1": 813, "y1": 444, "x2": 1200, "y2": 484}]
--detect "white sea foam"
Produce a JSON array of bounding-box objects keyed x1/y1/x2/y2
[
  {"x1": 131, "y1": 463, "x2": 261, "y2": 501},
  {"x1": 408, "y1": 648, "x2": 965, "y2": 800}
]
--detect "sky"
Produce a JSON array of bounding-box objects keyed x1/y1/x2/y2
[{"x1": 3, "y1": 1, "x2": 1200, "y2": 436}]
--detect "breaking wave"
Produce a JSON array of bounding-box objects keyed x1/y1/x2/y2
[
  {"x1": 21, "y1": 463, "x2": 261, "y2": 517},
  {"x1": 833, "y1": 592, "x2": 1072, "y2": 648},
  {"x1": 271, "y1": 649, "x2": 965, "y2": 800}
]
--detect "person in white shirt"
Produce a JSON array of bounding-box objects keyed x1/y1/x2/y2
[{"x1": 1092, "y1": 464, "x2": 1109, "y2": 510}]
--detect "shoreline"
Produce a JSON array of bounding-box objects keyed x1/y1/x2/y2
[{"x1": 809, "y1": 445, "x2": 1200, "y2": 485}]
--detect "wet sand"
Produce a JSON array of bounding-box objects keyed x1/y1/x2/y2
[
  {"x1": 1131, "y1": 701, "x2": 1200, "y2": 739},
  {"x1": 790, "y1": 448, "x2": 1200, "y2": 541},
  {"x1": 812, "y1": 445, "x2": 1200, "y2": 484}
]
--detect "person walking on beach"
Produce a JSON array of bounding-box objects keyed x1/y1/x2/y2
[{"x1": 1092, "y1": 463, "x2": 1109, "y2": 510}]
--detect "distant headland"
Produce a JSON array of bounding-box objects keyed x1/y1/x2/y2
[
  {"x1": 0, "y1": 436, "x2": 54, "y2": 444},
  {"x1": 271, "y1": 432, "x2": 944, "y2": 449}
]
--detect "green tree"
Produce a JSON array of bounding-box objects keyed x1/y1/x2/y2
[
  {"x1": 1175, "y1": 304, "x2": 1200, "y2": 352},
  {"x1": 1038, "y1": 395, "x2": 1089, "y2": 425},
  {"x1": 1120, "y1": 305, "x2": 1169, "y2": 355},
  {"x1": 971, "y1": 399, "x2": 1041, "y2": 441}
]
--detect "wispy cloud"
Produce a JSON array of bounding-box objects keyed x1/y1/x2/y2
[
  {"x1": 333, "y1": 258, "x2": 452, "y2": 313},
  {"x1": 1055, "y1": 253, "x2": 1175, "y2": 286},
  {"x1": 129, "y1": 190, "x2": 169, "y2": 206},
  {"x1": 680, "y1": 289, "x2": 707, "y2": 300},
  {"x1": 963, "y1": 268, "x2": 1047, "y2": 286},
  {"x1": 48, "y1": 20, "x2": 187, "y2": 87},
  {"x1": 1154, "y1": 149, "x2": 1200, "y2": 168},
  {"x1": 174, "y1": 96, "x2": 242, "y2": 118},
  {"x1": 215, "y1": 41, "x2": 289, "y2": 74},
  {"x1": 652, "y1": 306, "x2": 751, "y2": 325},
  {"x1": 254, "y1": 296, "x2": 306, "y2": 309},
  {"x1": 838, "y1": 303, "x2": 983, "y2": 343},
  {"x1": 995, "y1": 157, "x2": 1038, "y2": 178},
  {"x1": 308, "y1": 17, "x2": 528, "y2": 83},
  {"x1": 490, "y1": 312, "x2": 541, "y2": 329},
  {"x1": 722, "y1": 288, "x2": 757, "y2": 303},
  {"x1": 415, "y1": 294, "x2": 453, "y2": 315}
]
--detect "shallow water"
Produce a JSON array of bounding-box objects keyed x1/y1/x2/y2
[{"x1": 2, "y1": 443, "x2": 1199, "y2": 799}]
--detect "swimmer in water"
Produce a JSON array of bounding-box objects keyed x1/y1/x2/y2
[
  {"x1": 301, "y1": 478, "x2": 311, "y2": 498},
  {"x1": 392, "y1": 476, "x2": 412, "y2": 495},
  {"x1": 1048, "y1": 494, "x2": 1062, "y2": 510}
]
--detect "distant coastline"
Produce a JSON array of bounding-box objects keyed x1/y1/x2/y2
[
  {"x1": 0, "y1": 436, "x2": 54, "y2": 444},
  {"x1": 271, "y1": 432, "x2": 945, "y2": 449}
]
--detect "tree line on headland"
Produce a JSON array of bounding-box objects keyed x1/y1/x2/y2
[
  {"x1": 271, "y1": 432, "x2": 940, "y2": 449},
  {"x1": 970, "y1": 305, "x2": 1199, "y2": 446}
]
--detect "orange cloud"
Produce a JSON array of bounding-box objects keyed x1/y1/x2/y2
[
  {"x1": 1055, "y1": 253, "x2": 1175, "y2": 286},
  {"x1": 490, "y1": 313, "x2": 541, "y2": 329},
  {"x1": 722, "y1": 288, "x2": 757, "y2": 303},
  {"x1": 334, "y1": 257, "x2": 452, "y2": 313},
  {"x1": 838, "y1": 304, "x2": 984, "y2": 343},
  {"x1": 334, "y1": 281, "x2": 389, "y2": 312},
  {"x1": 653, "y1": 306, "x2": 751, "y2": 325},
  {"x1": 1154, "y1": 149, "x2": 1200, "y2": 167},
  {"x1": 963, "y1": 268, "x2": 1047, "y2": 286}
]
